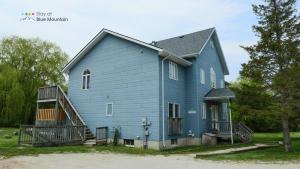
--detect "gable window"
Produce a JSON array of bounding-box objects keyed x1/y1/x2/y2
[
  {"x1": 106, "y1": 103, "x2": 113, "y2": 116},
  {"x1": 82, "y1": 69, "x2": 91, "y2": 90},
  {"x1": 168, "y1": 103, "x2": 180, "y2": 118},
  {"x1": 210, "y1": 40, "x2": 215, "y2": 49},
  {"x1": 210, "y1": 67, "x2": 216, "y2": 88},
  {"x1": 200, "y1": 68, "x2": 205, "y2": 84},
  {"x1": 201, "y1": 103, "x2": 207, "y2": 119},
  {"x1": 169, "y1": 61, "x2": 178, "y2": 80}
]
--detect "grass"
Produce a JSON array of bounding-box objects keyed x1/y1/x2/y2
[
  {"x1": 198, "y1": 132, "x2": 300, "y2": 161},
  {"x1": 0, "y1": 128, "x2": 253, "y2": 159},
  {"x1": 1, "y1": 128, "x2": 300, "y2": 161}
]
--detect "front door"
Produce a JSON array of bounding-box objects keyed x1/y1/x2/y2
[{"x1": 211, "y1": 105, "x2": 219, "y2": 130}]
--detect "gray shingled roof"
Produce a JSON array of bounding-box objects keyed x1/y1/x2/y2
[
  {"x1": 155, "y1": 28, "x2": 214, "y2": 57},
  {"x1": 204, "y1": 88, "x2": 235, "y2": 100}
]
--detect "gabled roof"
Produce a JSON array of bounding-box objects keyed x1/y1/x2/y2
[
  {"x1": 156, "y1": 28, "x2": 214, "y2": 57},
  {"x1": 63, "y1": 29, "x2": 192, "y2": 73},
  {"x1": 204, "y1": 88, "x2": 235, "y2": 101},
  {"x1": 155, "y1": 28, "x2": 229, "y2": 75}
]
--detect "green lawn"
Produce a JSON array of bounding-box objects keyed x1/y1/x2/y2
[
  {"x1": 1, "y1": 128, "x2": 300, "y2": 161},
  {"x1": 198, "y1": 132, "x2": 300, "y2": 161}
]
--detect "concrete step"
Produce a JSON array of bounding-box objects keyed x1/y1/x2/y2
[{"x1": 83, "y1": 139, "x2": 96, "y2": 147}]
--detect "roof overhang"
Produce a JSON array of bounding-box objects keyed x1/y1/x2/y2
[
  {"x1": 63, "y1": 29, "x2": 192, "y2": 74},
  {"x1": 159, "y1": 50, "x2": 192, "y2": 66},
  {"x1": 204, "y1": 88, "x2": 235, "y2": 101}
]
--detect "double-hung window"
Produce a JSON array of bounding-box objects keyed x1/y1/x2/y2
[
  {"x1": 210, "y1": 67, "x2": 216, "y2": 88},
  {"x1": 169, "y1": 61, "x2": 178, "y2": 80},
  {"x1": 106, "y1": 103, "x2": 113, "y2": 116},
  {"x1": 201, "y1": 103, "x2": 207, "y2": 119},
  {"x1": 200, "y1": 68, "x2": 205, "y2": 84},
  {"x1": 168, "y1": 103, "x2": 179, "y2": 118}
]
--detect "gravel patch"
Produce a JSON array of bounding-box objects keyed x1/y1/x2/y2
[{"x1": 0, "y1": 153, "x2": 299, "y2": 169}]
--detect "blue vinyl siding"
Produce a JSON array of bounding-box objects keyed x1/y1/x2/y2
[{"x1": 68, "y1": 35, "x2": 160, "y2": 141}]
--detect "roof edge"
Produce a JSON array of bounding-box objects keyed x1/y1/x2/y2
[{"x1": 63, "y1": 29, "x2": 163, "y2": 73}]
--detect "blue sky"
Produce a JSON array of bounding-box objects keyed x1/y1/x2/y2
[{"x1": 0, "y1": 0, "x2": 299, "y2": 81}]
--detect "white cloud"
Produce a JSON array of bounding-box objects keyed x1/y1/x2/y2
[{"x1": 0, "y1": 0, "x2": 255, "y2": 80}]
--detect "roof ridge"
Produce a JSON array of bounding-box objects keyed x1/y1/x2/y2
[{"x1": 156, "y1": 27, "x2": 215, "y2": 42}]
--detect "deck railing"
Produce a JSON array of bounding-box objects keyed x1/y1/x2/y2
[
  {"x1": 38, "y1": 86, "x2": 57, "y2": 100},
  {"x1": 18, "y1": 125, "x2": 85, "y2": 146},
  {"x1": 168, "y1": 118, "x2": 182, "y2": 135},
  {"x1": 207, "y1": 121, "x2": 253, "y2": 142},
  {"x1": 96, "y1": 127, "x2": 108, "y2": 145},
  {"x1": 207, "y1": 121, "x2": 233, "y2": 136}
]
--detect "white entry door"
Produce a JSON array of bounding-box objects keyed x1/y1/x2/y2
[{"x1": 211, "y1": 105, "x2": 219, "y2": 130}]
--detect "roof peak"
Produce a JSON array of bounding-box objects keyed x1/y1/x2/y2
[{"x1": 156, "y1": 27, "x2": 215, "y2": 42}]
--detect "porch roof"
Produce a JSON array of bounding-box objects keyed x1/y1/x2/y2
[{"x1": 204, "y1": 88, "x2": 235, "y2": 101}]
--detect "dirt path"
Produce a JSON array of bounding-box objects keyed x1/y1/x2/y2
[{"x1": 0, "y1": 153, "x2": 299, "y2": 169}]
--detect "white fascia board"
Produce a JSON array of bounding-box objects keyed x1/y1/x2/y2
[{"x1": 159, "y1": 50, "x2": 192, "y2": 66}]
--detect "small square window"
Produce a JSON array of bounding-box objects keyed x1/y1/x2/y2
[
  {"x1": 106, "y1": 103, "x2": 113, "y2": 116},
  {"x1": 171, "y1": 138, "x2": 178, "y2": 145},
  {"x1": 124, "y1": 139, "x2": 134, "y2": 147}
]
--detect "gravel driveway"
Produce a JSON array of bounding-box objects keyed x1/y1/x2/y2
[{"x1": 0, "y1": 153, "x2": 299, "y2": 169}]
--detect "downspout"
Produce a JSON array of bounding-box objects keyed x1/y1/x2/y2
[
  {"x1": 161, "y1": 53, "x2": 171, "y2": 148},
  {"x1": 228, "y1": 97, "x2": 234, "y2": 144}
]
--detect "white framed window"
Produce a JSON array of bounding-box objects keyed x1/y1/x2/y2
[
  {"x1": 210, "y1": 67, "x2": 216, "y2": 88},
  {"x1": 106, "y1": 103, "x2": 113, "y2": 116},
  {"x1": 220, "y1": 79, "x2": 224, "y2": 88},
  {"x1": 200, "y1": 68, "x2": 205, "y2": 84},
  {"x1": 169, "y1": 61, "x2": 178, "y2": 80},
  {"x1": 168, "y1": 103, "x2": 180, "y2": 118},
  {"x1": 222, "y1": 103, "x2": 228, "y2": 120},
  {"x1": 82, "y1": 69, "x2": 91, "y2": 90},
  {"x1": 210, "y1": 40, "x2": 215, "y2": 49},
  {"x1": 201, "y1": 103, "x2": 207, "y2": 119}
]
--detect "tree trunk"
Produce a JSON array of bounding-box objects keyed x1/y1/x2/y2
[{"x1": 282, "y1": 113, "x2": 293, "y2": 152}]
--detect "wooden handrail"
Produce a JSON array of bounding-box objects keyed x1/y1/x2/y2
[{"x1": 57, "y1": 85, "x2": 86, "y2": 126}]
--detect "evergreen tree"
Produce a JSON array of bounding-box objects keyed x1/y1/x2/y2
[{"x1": 241, "y1": 0, "x2": 300, "y2": 152}]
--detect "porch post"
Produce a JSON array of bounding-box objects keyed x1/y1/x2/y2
[{"x1": 228, "y1": 97, "x2": 234, "y2": 144}]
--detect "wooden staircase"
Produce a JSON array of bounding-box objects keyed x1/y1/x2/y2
[
  {"x1": 235, "y1": 122, "x2": 254, "y2": 143},
  {"x1": 209, "y1": 121, "x2": 254, "y2": 143},
  {"x1": 37, "y1": 85, "x2": 95, "y2": 141}
]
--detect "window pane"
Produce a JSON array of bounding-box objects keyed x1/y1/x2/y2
[
  {"x1": 174, "y1": 104, "x2": 179, "y2": 118},
  {"x1": 82, "y1": 76, "x2": 86, "y2": 89},
  {"x1": 107, "y1": 104, "x2": 113, "y2": 115},
  {"x1": 87, "y1": 75, "x2": 90, "y2": 89},
  {"x1": 202, "y1": 103, "x2": 206, "y2": 119},
  {"x1": 168, "y1": 103, "x2": 173, "y2": 117}
]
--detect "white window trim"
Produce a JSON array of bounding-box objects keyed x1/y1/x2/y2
[
  {"x1": 220, "y1": 79, "x2": 224, "y2": 88},
  {"x1": 169, "y1": 61, "x2": 178, "y2": 80},
  {"x1": 210, "y1": 67, "x2": 216, "y2": 88},
  {"x1": 200, "y1": 68, "x2": 205, "y2": 84},
  {"x1": 210, "y1": 40, "x2": 215, "y2": 49},
  {"x1": 82, "y1": 69, "x2": 91, "y2": 90},
  {"x1": 202, "y1": 103, "x2": 207, "y2": 119},
  {"x1": 168, "y1": 102, "x2": 180, "y2": 118},
  {"x1": 106, "y1": 103, "x2": 113, "y2": 116}
]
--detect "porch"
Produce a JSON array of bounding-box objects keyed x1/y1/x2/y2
[{"x1": 204, "y1": 88, "x2": 253, "y2": 143}]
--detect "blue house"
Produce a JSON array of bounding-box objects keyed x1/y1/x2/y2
[{"x1": 33, "y1": 28, "x2": 252, "y2": 149}]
